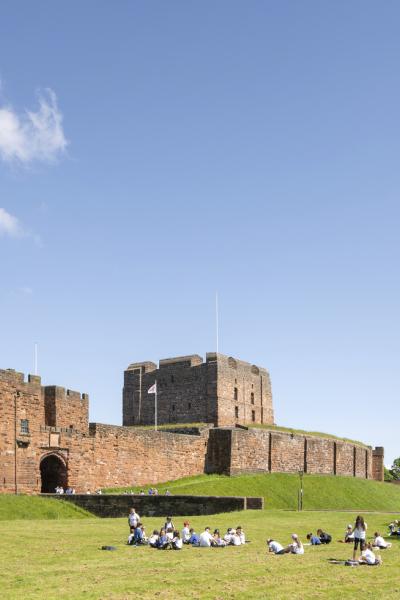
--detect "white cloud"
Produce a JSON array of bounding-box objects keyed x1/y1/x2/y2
[
  {"x1": 19, "y1": 286, "x2": 33, "y2": 295},
  {"x1": 0, "y1": 207, "x2": 41, "y2": 246},
  {"x1": 0, "y1": 207, "x2": 23, "y2": 237},
  {"x1": 0, "y1": 89, "x2": 67, "y2": 164}
]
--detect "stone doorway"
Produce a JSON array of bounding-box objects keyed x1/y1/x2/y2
[{"x1": 40, "y1": 454, "x2": 68, "y2": 493}]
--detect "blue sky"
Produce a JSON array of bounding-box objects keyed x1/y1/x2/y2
[{"x1": 1, "y1": 1, "x2": 399, "y2": 466}]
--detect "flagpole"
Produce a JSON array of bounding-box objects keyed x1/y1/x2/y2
[
  {"x1": 155, "y1": 379, "x2": 158, "y2": 432},
  {"x1": 216, "y1": 291, "x2": 219, "y2": 354}
]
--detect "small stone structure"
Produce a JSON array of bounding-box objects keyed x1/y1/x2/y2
[{"x1": 0, "y1": 353, "x2": 385, "y2": 494}]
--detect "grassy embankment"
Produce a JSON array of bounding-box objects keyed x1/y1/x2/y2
[
  {"x1": 0, "y1": 495, "x2": 93, "y2": 520},
  {"x1": 1, "y1": 509, "x2": 400, "y2": 599},
  {"x1": 104, "y1": 473, "x2": 400, "y2": 512}
]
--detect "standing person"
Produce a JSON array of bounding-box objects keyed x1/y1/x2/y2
[
  {"x1": 352, "y1": 515, "x2": 367, "y2": 561},
  {"x1": 128, "y1": 507, "x2": 140, "y2": 532},
  {"x1": 164, "y1": 516, "x2": 175, "y2": 534}
]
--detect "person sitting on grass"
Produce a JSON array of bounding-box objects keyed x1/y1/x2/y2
[
  {"x1": 267, "y1": 539, "x2": 285, "y2": 555},
  {"x1": 213, "y1": 529, "x2": 226, "y2": 547},
  {"x1": 373, "y1": 532, "x2": 392, "y2": 549},
  {"x1": 172, "y1": 531, "x2": 183, "y2": 550},
  {"x1": 188, "y1": 528, "x2": 200, "y2": 546},
  {"x1": 306, "y1": 533, "x2": 321, "y2": 545},
  {"x1": 199, "y1": 526, "x2": 215, "y2": 547},
  {"x1": 283, "y1": 534, "x2": 304, "y2": 554},
  {"x1": 316, "y1": 529, "x2": 332, "y2": 544},
  {"x1": 338, "y1": 524, "x2": 355, "y2": 543},
  {"x1": 224, "y1": 528, "x2": 235, "y2": 545},
  {"x1": 156, "y1": 528, "x2": 169, "y2": 549},
  {"x1": 148, "y1": 529, "x2": 159, "y2": 548},
  {"x1": 181, "y1": 521, "x2": 191, "y2": 543},
  {"x1": 352, "y1": 515, "x2": 367, "y2": 561},
  {"x1": 358, "y1": 542, "x2": 382, "y2": 565},
  {"x1": 388, "y1": 520, "x2": 400, "y2": 536},
  {"x1": 236, "y1": 526, "x2": 246, "y2": 544}
]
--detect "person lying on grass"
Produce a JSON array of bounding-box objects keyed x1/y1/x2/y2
[
  {"x1": 283, "y1": 534, "x2": 304, "y2": 555},
  {"x1": 358, "y1": 543, "x2": 382, "y2": 566},
  {"x1": 373, "y1": 532, "x2": 392, "y2": 549},
  {"x1": 306, "y1": 533, "x2": 321, "y2": 545},
  {"x1": 316, "y1": 529, "x2": 332, "y2": 544},
  {"x1": 267, "y1": 539, "x2": 285, "y2": 555}
]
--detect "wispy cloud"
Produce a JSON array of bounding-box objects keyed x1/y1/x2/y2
[
  {"x1": 0, "y1": 88, "x2": 67, "y2": 165},
  {"x1": 0, "y1": 207, "x2": 23, "y2": 237},
  {"x1": 18, "y1": 286, "x2": 33, "y2": 296},
  {"x1": 0, "y1": 207, "x2": 41, "y2": 245}
]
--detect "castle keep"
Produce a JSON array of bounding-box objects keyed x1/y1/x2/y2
[
  {"x1": 123, "y1": 353, "x2": 274, "y2": 427},
  {"x1": 0, "y1": 353, "x2": 384, "y2": 494}
]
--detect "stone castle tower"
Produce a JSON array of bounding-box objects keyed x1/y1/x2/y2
[{"x1": 123, "y1": 352, "x2": 274, "y2": 427}]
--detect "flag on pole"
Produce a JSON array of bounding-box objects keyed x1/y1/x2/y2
[{"x1": 148, "y1": 383, "x2": 157, "y2": 394}]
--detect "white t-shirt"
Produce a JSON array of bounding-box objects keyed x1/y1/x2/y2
[
  {"x1": 374, "y1": 536, "x2": 387, "y2": 548},
  {"x1": 129, "y1": 512, "x2": 140, "y2": 527},
  {"x1": 182, "y1": 527, "x2": 190, "y2": 541},
  {"x1": 199, "y1": 531, "x2": 213, "y2": 547},
  {"x1": 238, "y1": 531, "x2": 245, "y2": 544},
  {"x1": 224, "y1": 533, "x2": 233, "y2": 544},
  {"x1": 269, "y1": 541, "x2": 283, "y2": 553},
  {"x1": 148, "y1": 534, "x2": 159, "y2": 546},
  {"x1": 362, "y1": 548, "x2": 376, "y2": 564},
  {"x1": 173, "y1": 537, "x2": 183, "y2": 549},
  {"x1": 292, "y1": 542, "x2": 304, "y2": 555},
  {"x1": 354, "y1": 524, "x2": 367, "y2": 540},
  {"x1": 231, "y1": 534, "x2": 241, "y2": 546}
]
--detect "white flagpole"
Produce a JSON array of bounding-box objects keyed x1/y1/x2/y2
[
  {"x1": 216, "y1": 292, "x2": 219, "y2": 354},
  {"x1": 34, "y1": 343, "x2": 38, "y2": 375},
  {"x1": 155, "y1": 380, "x2": 158, "y2": 431}
]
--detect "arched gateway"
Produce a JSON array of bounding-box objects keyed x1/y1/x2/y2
[{"x1": 40, "y1": 454, "x2": 68, "y2": 493}]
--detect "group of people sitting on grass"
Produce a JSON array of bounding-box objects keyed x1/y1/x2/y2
[
  {"x1": 267, "y1": 516, "x2": 392, "y2": 566},
  {"x1": 127, "y1": 509, "x2": 246, "y2": 549},
  {"x1": 122, "y1": 488, "x2": 171, "y2": 496}
]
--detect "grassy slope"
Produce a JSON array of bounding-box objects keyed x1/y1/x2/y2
[
  {"x1": 1, "y1": 510, "x2": 400, "y2": 599},
  {"x1": 0, "y1": 495, "x2": 93, "y2": 520},
  {"x1": 104, "y1": 473, "x2": 400, "y2": 511}
]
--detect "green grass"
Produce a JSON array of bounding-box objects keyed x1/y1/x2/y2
[
  {"x1": 1, "y1": 510, "x2": 400, "y2": 599},
  {"x1": 248, "y1": 424, "x2": 368, "y2": 447},
  {"x1": 128, "y1": 422, "x2": 208, "y2": 430},
  {"x1": 0, "y1": 495, "x2": 93, "y2": 520},
  {"x1": 104, "y1": 473, "x2": 400, "y2": 512}
]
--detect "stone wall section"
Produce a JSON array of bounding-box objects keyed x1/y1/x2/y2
[{"x1": 0, "y1": 368, "x2": 385, "y2": 494}]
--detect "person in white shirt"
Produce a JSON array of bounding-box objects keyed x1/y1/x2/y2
[
  {"x1": 172, "y1": 531, "x2": 183, "y2": 550},
  {"x1": 199, "y1": 527, "x2": 214, "y2": 547},
  {"x1": 267, "y1": 539, "x2": 285, "y2": 555},
  {"x1": 148, "y1": 530, "x2": 159, "y2": 548},
  {"x1": 181, "y1": 521, "x2": 191, "y2": 543},
  {"x1": 352, "y1": 516, "x2": 367, "y2": 560},
  {"x1": 359, "y1": 543, "x2": 382, "y2": 565},
  {"x1": 236, "y1": 526, "x2": 245, "y2": 544},
  {"x1": 284, "y1": 534, "x2": 304, "y2": 554},
  {"x1": 213, "y1": 530, "x2": 226, "y2": 547},
  {"x1": 224, "y1": 528, "x2": 235, "y2": 545},
  {"x1": 128, "y1": 508, "x2": 140, "y2": 532},
  {"x1": 373, "y1": 532, "x2": 391, "y2": 549}
]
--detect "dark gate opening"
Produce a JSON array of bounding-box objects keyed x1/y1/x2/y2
[{"x1": 40, "y1": 455, "x2": 68, "y2": 493}]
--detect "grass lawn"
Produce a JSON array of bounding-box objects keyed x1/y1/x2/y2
[
  {"x1": 103, "y1": 473, "x2": 400, "y2": 512},
  {"x1": 0, "y1": 495, "x2": 92, "y2": 520},
  {"x1": 1, "y1": 509, "x2": 400, "y2": 599}
]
